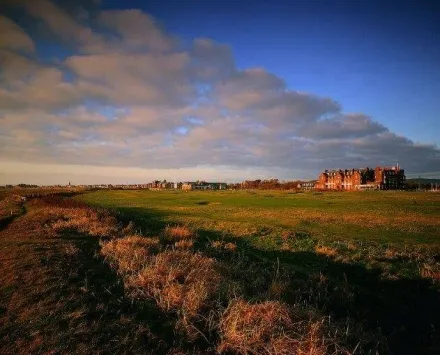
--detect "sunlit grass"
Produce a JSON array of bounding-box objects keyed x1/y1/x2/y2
[{"x1": 77, "y1": 189, "x2": 440, "y2": 245}]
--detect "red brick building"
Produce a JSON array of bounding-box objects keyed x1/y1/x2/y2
[
  {"x1": 374, "y1": 166, "x2": 406, "y2": 190},
  {"x1": 316, "y1": 166, "x2": 405, "y2": 190}
]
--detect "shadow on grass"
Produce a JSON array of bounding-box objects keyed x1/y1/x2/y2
[
  {"x1": 0, "y1": 205, "x2": 25, "y2": 232},
  {"x1": 58, "y1": 233, "x2": 186, "y2": 354},
  {"x1": 0, "y1": 215, "x2": 18, "y2": 232},
  {"x1": 112, "y1": 206, "x2": 170, "y2": 235},
  {"x1": 256, "y1": 249, "x2": 439, "y2": 355},
  {"x1": 113, "y1": 205, "x2": 440, "y2": 355},
  {"x1": 1, "y1": 200, "x2": 218, "y2": 354}
]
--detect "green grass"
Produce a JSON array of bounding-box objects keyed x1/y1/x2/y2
[
  {"x1": 77, "y1": 189, "x2": 440, "y2": 246},
  {"x1": 76, "y1": 189, "x2": 440, "y2": 290}
]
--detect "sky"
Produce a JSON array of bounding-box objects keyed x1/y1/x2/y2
[{"x1": 0, "y1": 0, "x2": 439, "y2": 185}]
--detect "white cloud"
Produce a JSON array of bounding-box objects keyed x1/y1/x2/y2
[
  {"x1": 297, "y1": 114, "x2": 387, "y2": 139},
  {"x1": 96, "y1": 9, "x2": 176, "y2": 53},
  {"x1": 10, "y1": 0, "x2": 94, "y2": 44},
  {"x1": 0, "y1": 58, "x2": 86, "y2": 110},
  {"x1": 65, "y1": 51, "x2": 192, "y2": 106},
  {"x1": 0, "y1": 15, "x2": 35, "y2": 53},
  {"x1": 0, "y1": 50, "x2": 40, "y2": 81},
  {"x1": 0, "y1": 0, "x2": 439, "y2": 183}
]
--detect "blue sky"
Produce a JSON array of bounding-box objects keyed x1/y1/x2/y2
[
  {"x1": 137, "y1": 0, "x2": 440, "y2": 144},
  {"x1": 0, "y1": 0, "x2": 439, "y2": 184}
]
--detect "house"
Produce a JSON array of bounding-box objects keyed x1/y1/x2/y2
[
  {"x1": 374, "y1": 165, "x2": 406, "y2": 190},
  {"x1": 315, "y1": 165, "x2": 405, "y2": 190},
  {"x1": 299, "y1": 181, "x2": 317, "y2": 190},
  {"x1": 316, "y1": 169, "x2": 362, "y2": 190}
]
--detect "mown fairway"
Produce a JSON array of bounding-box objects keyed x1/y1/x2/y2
[{"x1": 78, "y1": 189, "x2": 440, "y2": 245}]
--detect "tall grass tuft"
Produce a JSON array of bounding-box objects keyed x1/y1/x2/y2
[
  {"x1": 218, "y1": 299, "x2": 328, "y2": 355},
  {"x1": 100, "y1": 235, "x2": 160, "y2": 274},
  {"x1": 127, "y1": 250, "x2": 222, "y2": 339},
  {"x1": 163, "y1": 225, "x2": 194, "y2": 242}
]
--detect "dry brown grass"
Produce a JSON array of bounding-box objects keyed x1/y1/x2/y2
[
  {"x1": 346, "y1": 242, "x2": 357, "y2": 251},
  {"x1": 0, "y1": 197, "x2": 165, "y2": 354},
  {"x1": 163, "y1": 225, "x2": 194, "y2": 242},
  {"x1": 101, "y1": 235, "x2": 160, "y2": 274},
  {"x1": 315, "y1": 245, "x2": 338, "y2": 258},
  {"x1": 211, "y1": 240, "x2": 223, "y2": 249},
  {"x1": 420, "y1": 264, "x2": 440, "y2": 282},
  {"x1": 0, "y1": 195, "x2": 23, "y2": 221},
  {"x1": 124, "y1": 250, "x2": 224, "y2": 339},
  {"x1": 122, "y1": 220, "x2": 136, "y2": 235},
  {"x1": 63, "y1": 243, "x2": 80, "y2": 257},
  {"x1": 27, "y1": 197, "x2": 121, "y2": 238},
  {"x1": 224, "y1": 242, "x2": 237, "y2": 251},
  {"x1": 383, "y1": 248, "x2": 399, "y2": 260},
  {"x1": 218, "y1": 300, "x2": 327, "y2": 355},
  {"x1": 49, "y1": 206, "x2": 119, "y2": 237},
  {"x1": 129, "y1": 250, "x2": 221, "y2": 317},
  {"x1": 174, "y1": 239, "x2": 194, "y2": 249},
  {"x1": 211, "y1": 240, "x2": 237, "y2": 252}
]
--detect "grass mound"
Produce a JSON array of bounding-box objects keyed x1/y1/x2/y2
[
  {"x1": 124, "y1": 250, "x2": 223, "y2": 340},
  {"x1": 33, "y1": 197, "x2": 120, "y2": 237},
  {"x1": 101, "y1": 235, "x2": 160, "y2": 274},
  {"x1": 50, "y1": 208, "x2": 119, "y2": 237},
  {"x1": 218, "y1": 300, "x2": 328, "y2": 355},
  {"x1": 129, "y1": 250, "x2": 221, "y2": 315},
  {"x1": 162, "y1": 225, "x2": 196, "y2": 250}
]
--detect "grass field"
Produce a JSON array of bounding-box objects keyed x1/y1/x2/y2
[
  {"x1": 77, "y1": 189, "x2": 440, "y2": 245},
  {"x1": 1, "y1": 190, "x2": 439, "y2": 354}
]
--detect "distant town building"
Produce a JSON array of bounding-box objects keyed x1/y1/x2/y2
[
  {"x1": 182, "y1": 181, "x2": 227, "y2": 190},
  {"x1": 298, "y1": 181, "x2": 317, "y2": 190},
  {"x1": 315, "y1": 165, "x2": 405, "y2": 190}
]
